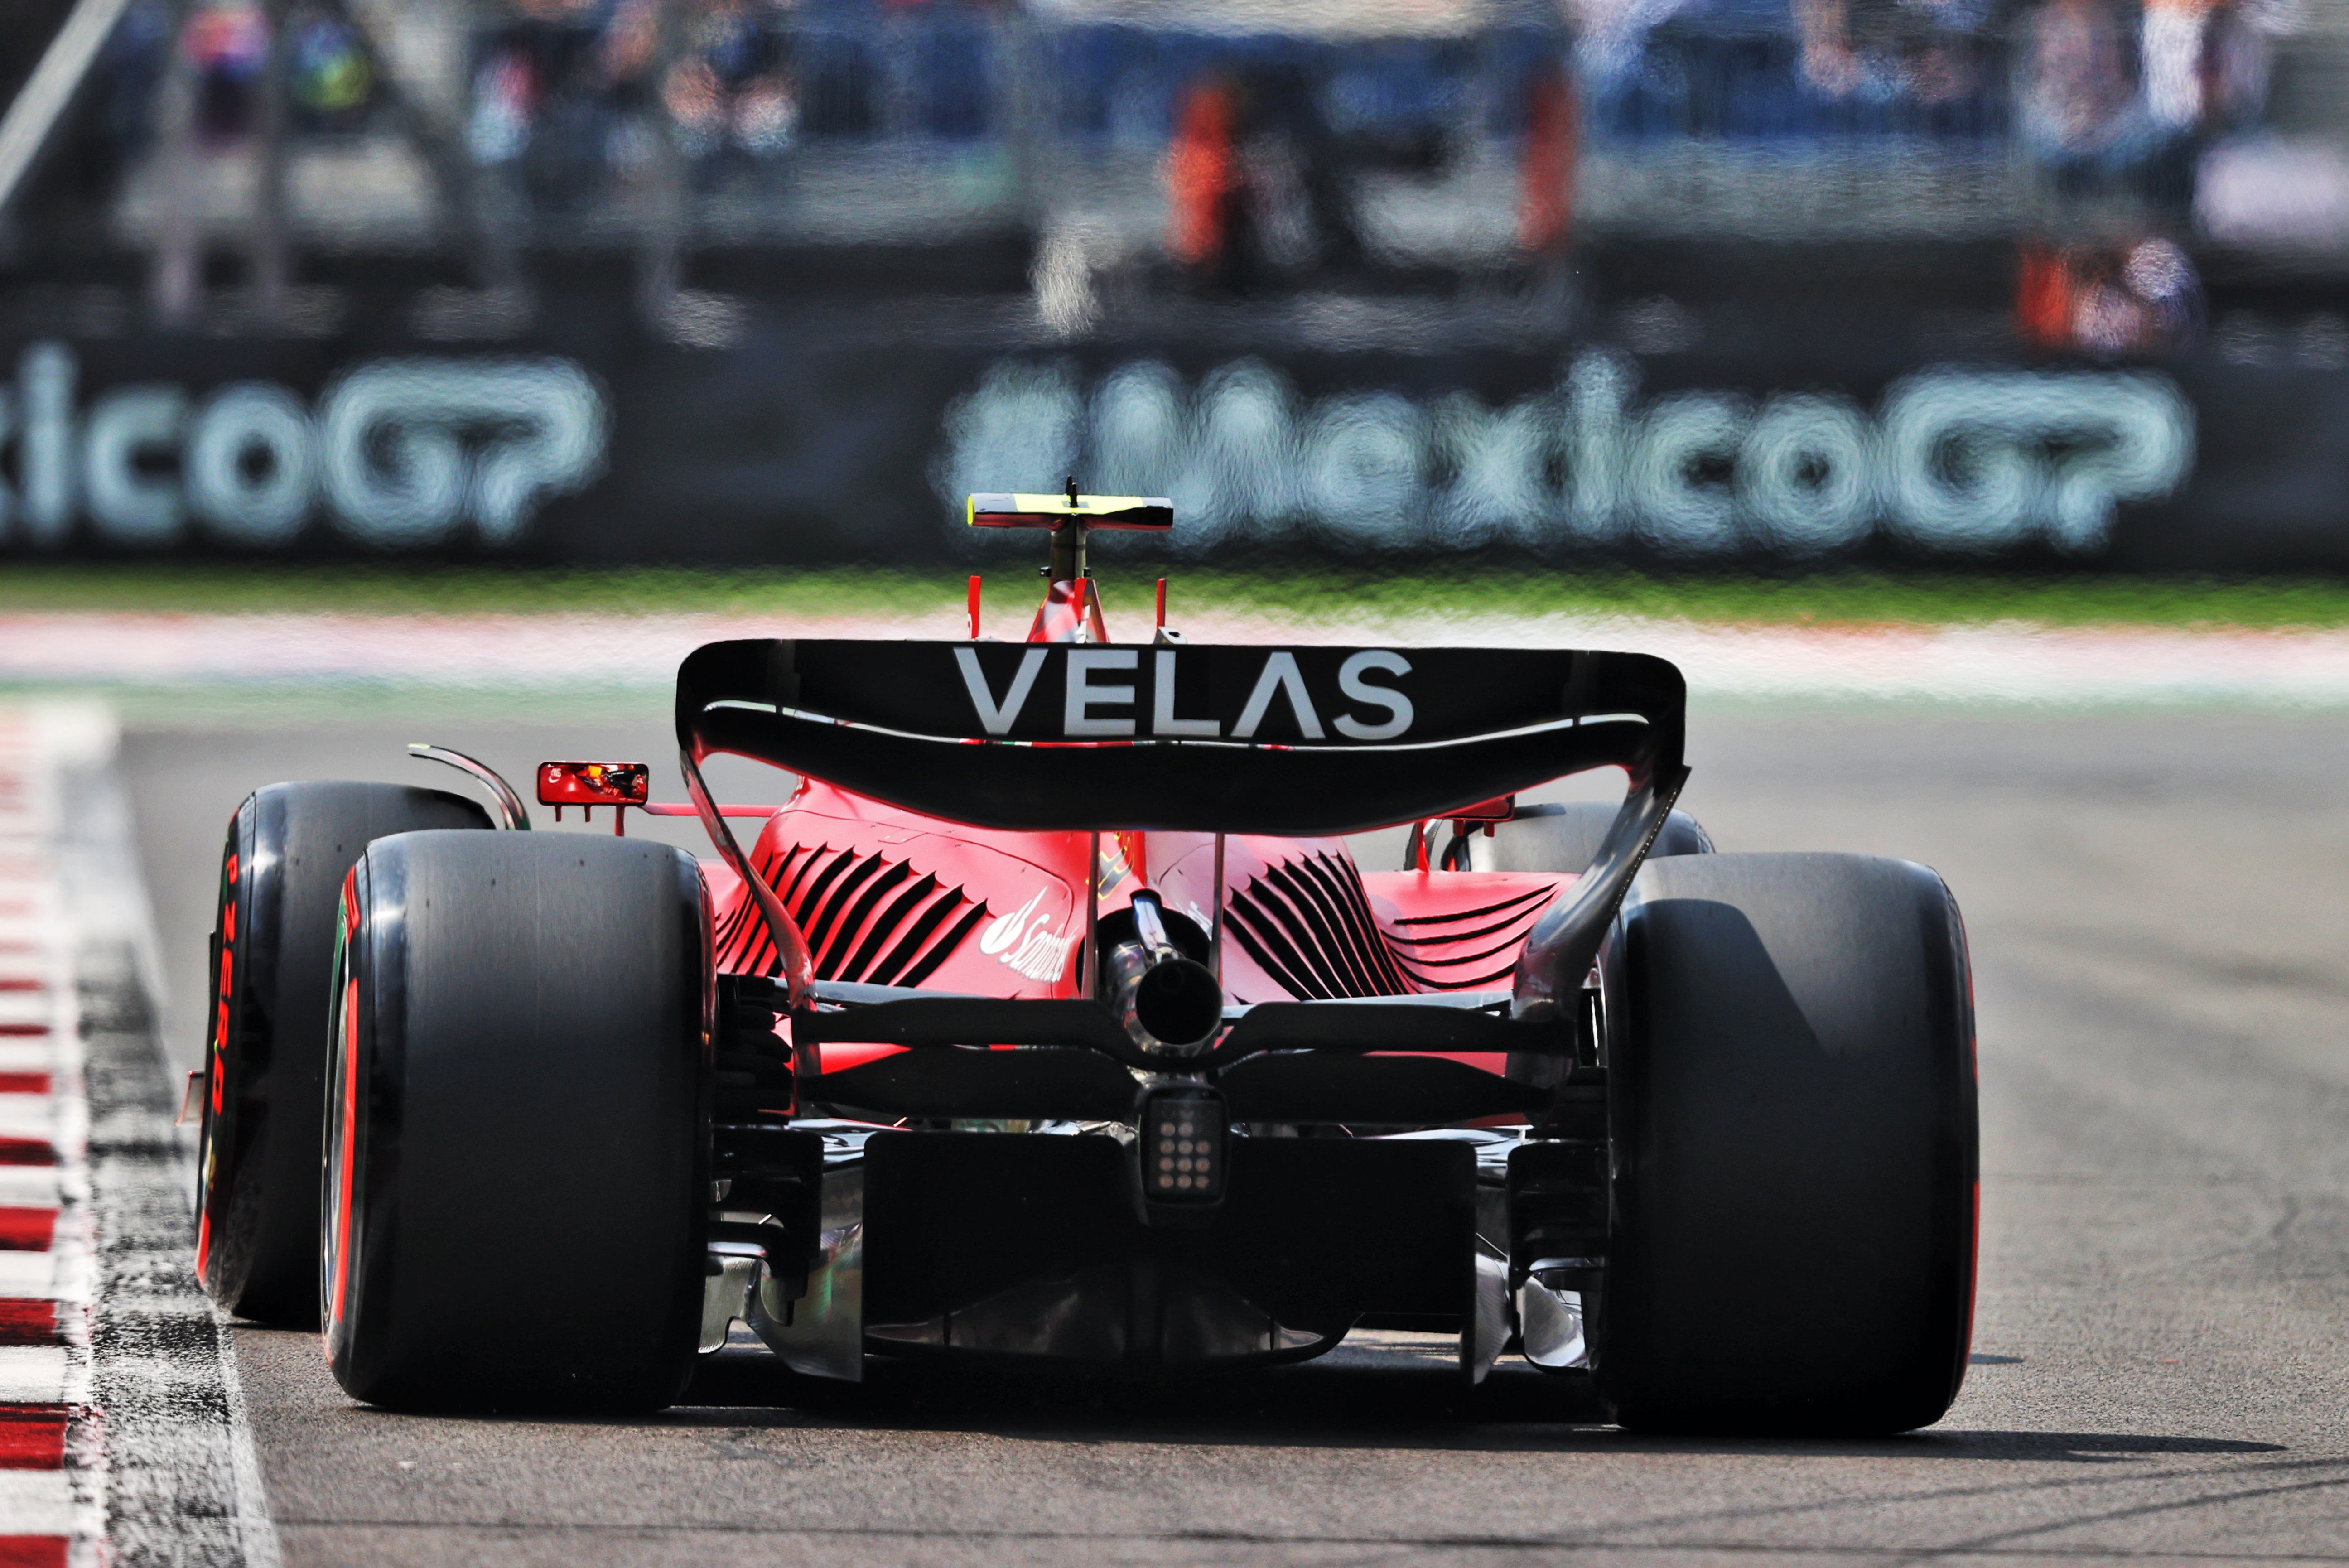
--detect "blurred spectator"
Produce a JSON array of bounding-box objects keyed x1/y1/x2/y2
[
  {"x1": 2016, "y1": 237, "x2": 2075, "y2": 342},
  {"x1": 2121, "y1": 233, "x2": 2203, "y2": 340},
  {"x1": 1167, "y1": 74, "x2": 1247, "y2": 285},
  {"x1": 1243, "y1": 62, "x2": 1365, "y2": 272},
  {"x1": 2016, "y1": 233, "x2": 2203, "y2": 354},
  {"x1": 1520, "y1": 68, "x2": 1576, "y2": 258},
  {"x1": 2017, "y1": 0, "x2": 2166, "y2": 198},
  {"x1": 286, "y1": 13, "x2": 374, "y2": 134},
  {"x1": 662, "y1": 0, "x2": 798, "y2": 167},
  {"x1": 1567, "y1": 0, "x2": 1703, "y2": 91},
  {"x1": 185, "y1": 0, "x2": 267, "y2": 143},
  {"x1": 468, "y1": 0, "x2": 803, "y2": 206},
  {"x1": 1794, "y1": 0, "x2": 1997, "y2": 108},
  {"x1": 1165, "y1": 65, "x2": 1365, "y2": 289},
  {"x1": 2142, "y1": 0, "x2": 2208, "y2": 127},
  {"x1": 468, "y1": 0, "x2": 646, "y2": 209}
]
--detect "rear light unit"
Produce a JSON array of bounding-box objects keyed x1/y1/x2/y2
[{"x1": 1139, "y1": 1085, "x2": 1226, "y2": 1203}]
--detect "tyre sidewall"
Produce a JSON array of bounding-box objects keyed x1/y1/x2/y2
[
  {"x1": 1593, "y1": 852, "x2": 1977, "y2": 1435},
  {"x1": 328, "y1": 830, "x2": 713, "y2": 1412},
  {"x1": 195, "y1": 782, "x2": 490, "y2": 1324}
]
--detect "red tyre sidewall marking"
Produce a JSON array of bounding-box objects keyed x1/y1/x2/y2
[
  {"x1": 194, "y1": 839, "x2": 239, "y2": 1280},
  {"x1": 328, "y1": 868, "x2": 362, "y2": 1340}
]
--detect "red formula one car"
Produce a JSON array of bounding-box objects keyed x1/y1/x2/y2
[{"x1": 191, "y1": 494, "x2": 1977, "y2": 1433}]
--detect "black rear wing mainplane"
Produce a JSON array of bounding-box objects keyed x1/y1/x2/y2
[{"x1": 674, "y1": 637, "x2": 1689, "y2": 1069}]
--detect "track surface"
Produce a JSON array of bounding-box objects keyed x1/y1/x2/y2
[{"x1": 119, "y1": 709, "x2": 2349, "y2": 1566}]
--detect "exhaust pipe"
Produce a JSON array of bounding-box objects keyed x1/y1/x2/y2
[{"x1": 1102, "y1": 891, "x2": 1224, "y2": 1056}]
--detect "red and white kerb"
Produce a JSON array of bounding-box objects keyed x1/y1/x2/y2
[{"x1": 0, "y1": 708, "x2": 101, "y2": 1566}]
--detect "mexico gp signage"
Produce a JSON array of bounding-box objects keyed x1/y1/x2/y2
[
  {"x1": 936, "y1": 353, "x2": 2197, "y2": 557},
  {"x1": 0, "y1": 342, "x2": 607, "y2": 550},
  {"x1": 0, "y1": 324, "x2": 2308, "y2": 569}
]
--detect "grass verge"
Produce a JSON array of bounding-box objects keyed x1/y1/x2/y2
[{"x1": 5, "y1": 562, "x2": 2349, "y2": 630}]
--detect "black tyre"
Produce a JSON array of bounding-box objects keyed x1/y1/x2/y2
[
  {"x1": 1459, "y1": 801, "x2": 1712, "y2": 873},
  {"x1": 196, "y1": 782, "x2": 491, "y2": 1325},
  {"x1": 323, "y1": 830, "x2": 712, "y2": 1411},
  {"x1": 1593, "y1": 852, "x2": 1977, "y2": 1434}
]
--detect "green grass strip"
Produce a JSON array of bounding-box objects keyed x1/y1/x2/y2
[{"x1": 4, "y1": 562, "x2": 2349, "y2": 631}]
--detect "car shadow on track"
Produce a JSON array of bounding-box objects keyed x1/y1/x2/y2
[{"x1": 667, "y1": 1345, "x2": 2288, "y2": 1464}]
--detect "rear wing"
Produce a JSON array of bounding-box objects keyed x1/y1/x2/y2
[
  {"x1": 677, "y1": 640, "x2": 1680, "y2": 835},
  {"x1": 675, "y1": 638, "x2": 1687, "y2": 1018}
]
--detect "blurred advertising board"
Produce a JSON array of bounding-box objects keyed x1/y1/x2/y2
[
  {"x1": 1, "y1": 0, "x2": 2345, "y2": 570},
  {"x1": 0, "y1": 322, "x2": 2342, "y2": 570}
]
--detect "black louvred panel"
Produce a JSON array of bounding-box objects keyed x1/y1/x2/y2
[
  {"x1": 834, "y1": 873, "x2": 939, "y2": 980},
  {"x1": 1225, "y1": 851, "x2": 1412, "y2": 1000},
  {"x1": 717, "y1": 841, "x2": 984, "y2": 988},
  {"x1": 1385, "y1": 880, "x2": 1553, "y2": 992},
  {"x1": 1225, "y1": 850, "x2": 1557, "y2": 999}
]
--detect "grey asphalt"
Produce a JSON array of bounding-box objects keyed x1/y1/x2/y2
[{"x1": 119, "y1": 706, "x2": 2349, "y2": 1566}]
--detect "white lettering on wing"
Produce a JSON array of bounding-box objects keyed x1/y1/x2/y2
[
  {"x1": 1333, "y1": 650, "x2": 1413, "y2": 740},
  {"x1": 1232, "y1": 651, "x2": 1325, "y2": 741},
  {"x1": 1152, "y1": 649, "x2": 1220, "y2": 737},
  {"x1": 957, "y1": 646, "x2": 1046, "y2": 735},
  {"x1": 1064, "y1": 648, "x2": 1139, "y2": 736}
]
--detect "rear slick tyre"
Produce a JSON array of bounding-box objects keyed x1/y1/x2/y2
[
  {"x1": 1592, "y1": 852, "x2": 1978, "y2": 1436},
  {"x1": 323, "y1": 830, "x2": 712, "y2": 1412},
  {"x1": 1461, "y1": 801, "x2": 1713, "y2": 873},
  {"x1": 195, "y1": 782, "x2": 490, "y2": 1326}
]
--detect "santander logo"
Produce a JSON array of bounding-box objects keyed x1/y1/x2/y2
[{"x1": 978, "y1": 888, "x2": 1079, "y2": 983}]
